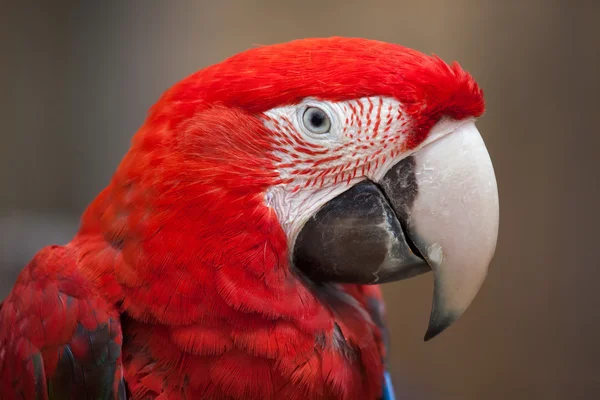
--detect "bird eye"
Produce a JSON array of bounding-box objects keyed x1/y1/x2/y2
[{"x1": 302, "y1": 107, "x2": 331, "y2": 134}]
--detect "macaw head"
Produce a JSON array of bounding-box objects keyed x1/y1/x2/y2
[{"x1": 90, "y1": 37, "x2": 498, "y2": 340}]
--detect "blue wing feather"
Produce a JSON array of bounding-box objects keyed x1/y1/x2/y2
[{"x1": 382, "y1": 370, "x2": 396, "y2": 400}]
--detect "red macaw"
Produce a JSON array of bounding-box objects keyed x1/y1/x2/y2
[{"x1": 0, "y1": 37, "x2": 499, "y2": 400}]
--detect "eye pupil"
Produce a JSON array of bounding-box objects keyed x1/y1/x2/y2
[
  {"x1": 310, "y1": 111, "x2": 325, "y2": 127},
  {"x1": 302, "y1": 106, "x2": 331, "y2": 134}
]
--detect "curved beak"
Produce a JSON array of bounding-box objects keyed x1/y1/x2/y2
[{"x1": 293, "y1": 120, "x2": 499, "y2": 340}]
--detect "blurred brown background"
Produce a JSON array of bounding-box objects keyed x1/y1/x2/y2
[{"x1": 1, "y1": 1, "x2": 599, "y2": 399}]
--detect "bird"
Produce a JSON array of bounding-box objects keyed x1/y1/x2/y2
[{"x1": 0, "y1": 37, "x2": 499, "y2": 400}]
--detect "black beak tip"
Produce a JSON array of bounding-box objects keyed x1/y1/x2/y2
[
  {"x1": 423, "y1": 326, "x2": 443, "y2": 342},
  {"x1": 423, "y1": 312, "x2": 458, "y2": 342}
]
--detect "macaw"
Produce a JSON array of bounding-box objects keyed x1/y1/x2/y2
[{"x1": 0, "y1": 37, "x2": 499, "y2": 400}]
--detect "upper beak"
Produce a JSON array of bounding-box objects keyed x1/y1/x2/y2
[
  {"x1": 380, "y1": 120, "x2": 499, "y2": 340},
  {"x1": 293, "y1": 120, "x2": 499, "y2": 340}
]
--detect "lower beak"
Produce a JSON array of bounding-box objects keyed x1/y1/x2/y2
[{"x1": 293, "y1": 120, "x2": 499, "y2": 340}]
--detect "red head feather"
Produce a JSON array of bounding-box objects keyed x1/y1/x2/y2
[{"x1": 149, "y1": 36, "x2": 483, "y2": 147}]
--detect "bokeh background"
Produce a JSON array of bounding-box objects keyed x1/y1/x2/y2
[{"x1": 1, "y1": 1, "x2": 599, "y2": 399}]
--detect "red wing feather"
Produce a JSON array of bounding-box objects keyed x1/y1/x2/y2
[{"x1": 0, "y1": 245, "x2": 125, "y2": 400}]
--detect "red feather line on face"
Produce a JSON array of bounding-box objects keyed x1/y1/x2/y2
[{"x1": 262, "y1": 96, "x2": 411, "y2": 193}]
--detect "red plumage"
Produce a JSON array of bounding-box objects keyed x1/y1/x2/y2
[{"x1": 0, "y1": 37, "x2": 484, "y2": 399}]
